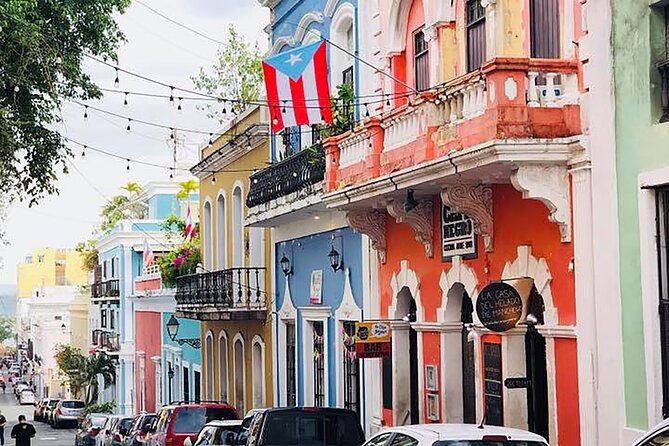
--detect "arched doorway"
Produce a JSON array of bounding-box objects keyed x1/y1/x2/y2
[
  {"x1": 525, "y1": 285, "x2": 549, "y2": 441},
  {"x1": 392, "y1": 286, "x2": 419, "y2": 425}
]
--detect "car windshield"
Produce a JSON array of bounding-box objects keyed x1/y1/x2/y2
[
  {"x1": 91, "y1": 416, "x2": 108, "y2": 427},
  {"x1": 261, "y1": 411, "x2": 362, "y2": 446},
  {"x1": 48, "y1": 401, "x2": 60, "y2": 407},
  {"x1": 173, "y1": 408, "x2": 238, "y2": 434},
  {"x1": 120, "y1": 419, "x2": 134, "y2": 430},
  {"x1": 433, "y1": 442, "x2": 547, "y2": 446},
  {"x1": 141, "y1": 416, "x2": 156, "y2": 430},
  {"x1": 215, "y1": 427, "x2": 242, "y2": 445},
  {"x1": 63, "y1": 401, "x2": 85, "y2": 409}
]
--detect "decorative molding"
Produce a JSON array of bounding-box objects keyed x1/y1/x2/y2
[
  {"x1": 511, "y1": 165, "x2": 571, "y2": 242},
  {"x1": 324, "y1": 0, "x2": 339, "y2": 17},
  {"x1": 440, "y1": 184, "x2": 494, "y2": 251},
  {"x1": 388, "y1": 260, "x2": 424, "y2": 322},
  {"x1": 423, "y1": 24, "x2": 438, "y2": 42},
  {"x1": 502, "y1": 245, "x2": 558, "y2": 326},
  {"x1": 346, "y1": 209, "x2": 387, "y2": 263},
  {"x1": 386, "y1": 199, "x2": 434, "y2": 258},
  {"x1": 268, "y1": 11, "x2": 324, "y2": 54},
  {"x1": 335, "y1": 268, "x2": 362, "y2": 321},
  {"x1": 438, "y1": 256, "x2": 480, "y2": 323},
  {"x1": 278, "y1": 276, "x2": 296, "y2": 320}
]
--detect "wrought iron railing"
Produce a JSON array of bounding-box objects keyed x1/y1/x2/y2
[
  {"x1": 91, "y1": 329, "x2": 120, "y2": 353},
  {"x1": 91, "y1": 279, "x2": 120, "y2": 299},
  {"x1": 175, "y1": 267, "x2": 266, "y2": 311},
  {"x1": 658, "y1": 58, "x2": 669, "y2": 123},
  {"x1": 246, "y1": 145, "x2": 325, "y2": 208}
]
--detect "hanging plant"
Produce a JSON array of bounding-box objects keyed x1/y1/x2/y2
[{"x1": 158, "y1": 242, "x2": 201, "y2": 287}]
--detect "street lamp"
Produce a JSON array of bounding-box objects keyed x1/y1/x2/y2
[
  {"x1": 279, "y1": 253, "x2": 293, "y2": 276},
  {"x1": 165, "y1": 315, "x2": 201, "y2": 349},
  {"x1": 167, "y1": 363, "x2": 174, "y2": 403},
  {"x1": 328, "y1": 246, "x2": 344, "y2": 272}
]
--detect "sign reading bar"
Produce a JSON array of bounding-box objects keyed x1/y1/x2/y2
[
  {"x1": 504, "y1": 377, "x2": 531, "y2": 389},
  {"x1": 476, "y1": 282, "x2": 523, "y2": 332},
  {"x1": 441, "y1": 205, "x2": 477, "y2": 261},
  {"x1": 354, "y1": 321, "x2": 392, "y2": 358}
]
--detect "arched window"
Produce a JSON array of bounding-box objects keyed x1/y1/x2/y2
[
  {"x1": 205, "y1": 331, "x2": 214, "y2": 400},
  {"x1": 219, "y1": 331, "x2": 228, "y2": 403},
  {"x1": 330, "y1": 4, "x2": 355, "y2": 88},
  {"x1": 251, "y1": 336, "x2": 265, "y2": 408},
  {"x1": 233, "y1": 335, "x2": 245, "y2": 415},
  {"x1": 203, "y1": 201, "x2": 213, "y2": 270},
  {"x1": 216, "y1": 193, "x2": 226, "y2": 270},
  {"x1": 232, "y1": 186, "x2": 243, "y2": 267}
]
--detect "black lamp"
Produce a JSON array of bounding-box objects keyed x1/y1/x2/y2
[
  {"x1": 280, "y1": 253, "x2": 293, "y2": 276},
  {"x1": 404, "y1": 189, "x2": 418, "y2": 212},
  {"x1": 166, "y1": 314, "x2": 180, "y2": 342},
  {"x1": 328, "y1": 246, "x2": 344, "y2": 272}
]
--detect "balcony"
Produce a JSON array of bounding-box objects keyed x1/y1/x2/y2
[
  {"x1": 246, "y1": 145, "x2": 325, "y2": 225},
  {"x1": 175, "y1": 267, "x2": 267, "y2": 321},
  {"x1": 134, "y1": 264, "x2": 163, "y2": 293},
  {"x1": 91, "y1": 329, "x2": 120, "y2": 354},
  {"x1": 91, "y1": 279, "x2": 120, "y2": 303},
  {"x1": 323, "y1": 58, "x2": 581, "y2": 197}
]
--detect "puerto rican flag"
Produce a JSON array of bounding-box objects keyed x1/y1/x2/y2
[
  {"x1": 142, "y1": 238, "x2": 155, "y2": 271},
  {"x1": 263, "y1": 41, "x2": 332, "y2": 133},
  {"x1": 184, "y1": 205, "x2": 196, "y2": 242}
]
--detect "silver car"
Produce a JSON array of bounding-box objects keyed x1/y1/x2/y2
[{"x1": 51, "y1": 399, "x2": 85, "y2": 428}]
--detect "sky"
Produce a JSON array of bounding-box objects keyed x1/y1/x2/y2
[{"x1": 0, "y1": 1, "x2": 270, "y2": 284}]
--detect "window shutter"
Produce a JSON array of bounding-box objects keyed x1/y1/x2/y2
[{"x1": 530, "y1": 0, "x2": 560, "y2": 58}]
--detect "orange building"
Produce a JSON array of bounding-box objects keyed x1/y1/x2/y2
[{"x1": 322, "y1": 0, "x2": 588, "y2": 444}]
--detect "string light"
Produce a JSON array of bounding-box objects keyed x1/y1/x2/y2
[
  {"x1": 123, "y1": 92, "x2": 129, "y2": 107},
  {"x1": 113, "y1": 68, "x2": 120, "y2": 88},
  {"x1": 170, "y1": 128, "x2": 175, "y2": 140},
  {"x1": 208, "y1": 133, "x2": 213, "y2": 146},
  {"x1": 169, "y1": 87, "x2": 174, "y2": 105},
  {"x1": 126, "y1": 159, "x2": 130, "y2": 171},
  {"x1": 81, "y1": 145, "x2": 86, "y2": 157},
  {"x1": 211, "y1": 175, "x2": 216, "y2": 184},
  {"x1": 126, "y1": 119, "x2": 131, "y2": 132},
  {"x1": 83, "y1": 106, "x2": 88, "y2": 120},
  {"x1": 272, "y1": 115, "x2": 279, "y2": 126},
  {"x1": 386, "y1": 95, "x2": 391, "y2": 107},
  {"x1": 222, "y1": 101, "x2": 227, "y2": 115},
  {"x1": 169, "y1": 168, "x2": 173, "y2": 179},
  {"x1": 177, "y1": 97, "x2": 182, "y2": 112},
  {"x1": 282, "y1": 101, "x2": 287, "y2": 113},
  {"x1": 364, "y1": 103, "x2": 370, "y2": 118},
  {"x1": 247, "y1": 137, "x2": 252, "y2": 150},
  {"x1": 13, "y1": 86, "x2": 19, "y2": 93}
]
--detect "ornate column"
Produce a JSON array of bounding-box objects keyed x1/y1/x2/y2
[
  {"x1": 346, "y1": 209, "x2": 387, "y2": 263},
  {"x1": 387, "y1": 199, "x2": 434, "y2": 258}
]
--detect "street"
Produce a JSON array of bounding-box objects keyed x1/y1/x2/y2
[{"x1": 0, "y1": 390, "x2": 75, "y2": 446}]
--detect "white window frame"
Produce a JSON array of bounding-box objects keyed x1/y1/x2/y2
[
  {"x1": 216, "y1": 191, "x2": 227, "y2": 270},
  {"x1": 329, "y1": 4, "x2": 355, "y2": 89},
  {"x1": 205, "y1": 330, "x2": 214, "y2": 400},
  {"x1": 233, "y1": 333, "x2": 246, "y2": 414},
  {"x1": 183, "y1": 361, "x2": 191, "y2": 402},
  {"x1": 203, "y1": 198, "x2": 213, "y2": 270},
  {"x1": 192, "y1": 363, "x2": 202, "y2": 402},
  {"x1": 151, "y1": 356, "x2": 162, "y2": 408},
  {"x1": 138, "y1": 352, "x2": 146, "y2": 412},
  {"x1": 277, "y1": 277, "x2": 298, "y2": 406},
  {"x1": 251, "y1": 335, "x2": 267, "y2": 408},
  {"x1": 300, "y1": 306, "x2": 331, "y2": 406},
  {"x1": 219, "y1": 330, "x2": 229, "y2": 403},
  {"x1": 231, "y1": 183, "x2": 244, "y2": 267}
]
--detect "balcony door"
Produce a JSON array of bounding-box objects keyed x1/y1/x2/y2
[
  {"x1": 530, "y1": 0, "x2": 560, "y2": 58},
  {"x1": 232, "y1": 186, "x2": 243, "y2": 268}
]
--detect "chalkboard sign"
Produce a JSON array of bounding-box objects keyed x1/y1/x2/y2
[
  {"x1": 483, "y1": 343, "x2": 503, "y2": 426},
  {"x1": 476, "y1": 282, "x2": 523, "y2": 332}
]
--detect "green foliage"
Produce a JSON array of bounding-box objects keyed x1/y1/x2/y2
[
  {"x1": 0, "y1": 0, "x2": 130, "y2": 205},
  {"x1": 76, "y1": 239, "x2": 99, "y2": 272},
  {"x1": 55, "y1": 346, "x2": 116, "y2": 403},
  {"x1": 192, "y1": 24, "x2": 264, "y2": 119},
  {"x1": 121, "y1": 182, "x2": 142, "y2": 196},
  {"x1": 176, "y1": 179, "x2": 199, "y2": 201},
  {"x1": 54, "y1": 344, "x2": 87, "y2": 397},
  {"x1": 0, "y1": 316, "x2": 14, "y2": 343},
  {"x1": 100, "y1": 193, "x2": 146, "y2": 234},
  {"x1": 321, "y1": 82, "x2": 356, "y2": 138},
  {"x1": 158, "y1": 242, "x2": 202, "y2": 287},
  {"x1": 83, "y1": 401, "x2": 115, "y2": 415}
]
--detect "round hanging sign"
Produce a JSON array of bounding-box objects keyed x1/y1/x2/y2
[{"x1": 476, "y1": 282, "x2": 523, "y2": 332}]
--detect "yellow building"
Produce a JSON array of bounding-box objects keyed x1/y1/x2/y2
[
  {"x1": 174, "y1": 105, "x2": 273, "y2": 414},
  {"x1": 17, "y1": 248, "x2": 87, "y2": 298},
  {"x1": 68, "y1": 290, "x2": 90, "y2": 355}
]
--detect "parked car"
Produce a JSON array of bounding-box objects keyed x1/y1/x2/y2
[
  {"x1": 34, "y1": 398, "x2": 47, "y2": 421},
  {"x1": 145, "y1": 403, "x2": 239, "y2": 446},
  {"x1": 19, "y1": 390, "x2": 36, "y2": 405},
  {"x1": 124, "y1": 414, "x2": 156, "y2": 446},
  {"x1": 44, "y1": 399, "x2": 61, "y2": 424},
  {"x1": 51, "y1": 399, "x2": 86, "y2": 428},
  {"x1": 187, "y1": 420, "x2": 242, "y2": 446},
  {"x1": 105, "y1": 417, "x2": 134, "y2": 446},
  {"x1": 360, "y1": 424, "x2": 548, "y2": 446},
  {"x1": 244, "y1": 407, "x2": 365, "y2": 446},
  {"x1": 235, "y1": 410, "x2": 266, "y2": 446},
  {"x1": 76, "y1": 414, "x2": 110, "y2": 446},
  {"x1": 14, "y1": 382, "x2": 29, "y2": 397},
  {"x1": 632, "y1": 418, "x2": 669, "y2": 445},
  {"x1": 97, "y1": 417, "x2": 119, "y2": 446}
]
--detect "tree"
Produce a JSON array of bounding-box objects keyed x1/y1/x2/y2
[
  {"x1": 121, "y1": 182, "x2": 142, "y2": 196},
  {"x1": 54, "y1": 344, "x2": 87, "y2": 397},
  {"x1": 0, "y1": 0, "x2": 130, "y2": 206},
  {"x1": 75, "y1": 239, "x2": 99, "y2": 272},
  {"x1": 176, "y1": 179, "x2": 198, "y2": 202},
  {"x1": 81, "y1": 352, "x2": 116, "y2": 404},
  {"x1": 0, "y1": 316, "x2": 14, "y2": 343},
  {"x1": 191, "y1": 24, "x2": 264, "y2": 119}
]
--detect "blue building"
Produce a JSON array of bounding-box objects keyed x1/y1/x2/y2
[
  {"x1": 249, "y1": 0, "x2": 376, "y2": 434},
  {"x1": 92, "y1": 181, "x2": 200, "y2": 414}
]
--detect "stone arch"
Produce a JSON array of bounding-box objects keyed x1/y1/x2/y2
[
  {"x1": 388, "y1": 260, "x2": 424, "y2": 321},
  {"x1": 501, "y1": 245, "x2": 558, "y2": 326},
  {"x1": 438, "y1": 256, "x2": 479, "y2": 323}
]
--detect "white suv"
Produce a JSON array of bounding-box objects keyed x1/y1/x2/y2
[
  {"x1": 362, "y1": 424, "x2": 548, "y2": 446},
  {"x1": 633, "y1": 418, "x2": 669, "y2": 445}
]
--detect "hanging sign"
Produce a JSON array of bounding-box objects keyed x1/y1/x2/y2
[
  {"x1": 476, "y1": 282, "x2": 523, "y2": 332},
  {"x1": 309, "y1": 270, "x2": 323, "y2": 304},
  {"x1": 483, "y1": 343, "x2": 503, "y2": 426},
  {"x1": 354, "y1": 321, "x2": 392, "y2": 358},
  {"x1": 504, "y1": 377, "x2": 531, "y2": 389},
  {"x1": 441, "y1": 205, "x2": 477, "y2": 261}
]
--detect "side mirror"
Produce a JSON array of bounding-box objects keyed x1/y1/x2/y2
[{"x1": 183, "y1": 437, "x2": 193, "y2": 446}]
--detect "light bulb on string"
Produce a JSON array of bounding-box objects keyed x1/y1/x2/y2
[
  {"x1": 113, "y1": 68, "x2": 120, "y2": 88},
  {"x1": 211, "y1": 175, "x2": 216, "y2": 184},
  {"x1": 177, "y1": 98, "x2": 182, "y2": 113},
  {"x1": 222, "y1": 101, "x2": 227, "y2": 116},
  {"x1": 208, "y1": 133, "x2": 213, "y2": 146},
  {"x1": 272, "y1": 115, "x2": 279, "y2": 126},
  {"x1": 282, "y1": 101, "x2": 287, "y2": 113},
  {"x1": 126, "y1": 159, "x2": 130, "y2": 171},
  {"x1": 123, "y1": 92, "x2": 129, "y2": 107},
  {"x1": 169, "y1": 168, "x2": 173, "y2": 180},
  {"x1": 170, "y1": 128, "x2": 175, "y2": 140},
  {"x1": 81, "y1": 145, "x2": 86, "y2": 157},
  {"x1": 247, "y1": 137, "x2": 252, "y2": 150},
  {"x1": 364, "y1": 103, "x2": 370, "y2": 118},
  {"x1": 83, "y1": 106, "x2": 88, "y2": 121},
  {"x1": 386, "y1": 95, "x2": 391, "y2": 107},
  {"x1": 126, "y1": 119, "x2": 131, "y2": 132},
  {"x1": 169, "y1": 87, "x2": 174, "y2": 105}
]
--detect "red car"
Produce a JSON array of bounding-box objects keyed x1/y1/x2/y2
[{"x1": 145, "y1": 403, "x2": 239, "y2": 446}]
